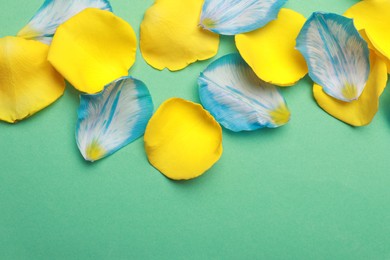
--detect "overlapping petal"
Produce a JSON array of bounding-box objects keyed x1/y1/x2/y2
[
  {"x1": 140, "y1": 0, "x2": 219, "y2": 71},
  {"x1": 0, "y1": 36, "x2": 65, "y2": 123},
  {"x1": 76, "y1": 76, "x2": 153, "y2": 162},
  {"x1": 358, "y1": 30, "x2": 390, "y2": 75},
  {"x1": 235, "y1": 8, "x2": 307, "y2": 86},
  {"x1": 144, "y1": 98, "x2": 223, "y2": 180},
  {"x1": 296, "y1": 12, "x2": 370, "y2": 102},
  {"x1": 200, "y1": 0, "x2": 286, "y2": 35},
  {"x1": 48, "y1": 8, "x2": 136, "y2": 94},
  {"x1": 313, "y1": 52, "x2": 388, "y2": 126},
  {"x1": 344, "y1": 0, "x2": 390, "y2": 66},
  {"x1": 198, "y1": 53, "x2": 290, "y2": 132},
  {"x1": 17, "y1": 0, "x2": 112, "y2": 44}
]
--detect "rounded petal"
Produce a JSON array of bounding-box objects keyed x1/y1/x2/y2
[
  {"x1": 198, "y1": 53, "x2": 290, "y2": 132},
  {"x1": 140, "y1": 0, "x2": 219, "y2": 71},
  {"x1": 235, "y1": 8, "x2": 307, "y2": 86},
  {"x1": 17, "y1": 0, "x2": 112, "y2": 44},
  {"x1": 313, "y1": 52, "x2": 388, "y2": 126},
  {"x1": 76, "y1": 76, "x2": 154, "y2": 162},
  {"x1": 296, "y1": 12, "x2": 370, "y2": 102},
  {"x1": 144, "y1": 98, "x2": 223, "y2": 180},
  {"x1": 200, "y1": 0, "x2": 287, "y2": 35},
  {"x1": 0, "y1": 36, "x2": 65, "y2": 123},
  {"x1": 344, "y1": 0, "x2": 390, "y2": 61},
  {"x1": 48, "y1": 8, "x2": 136, "y2": 94}
]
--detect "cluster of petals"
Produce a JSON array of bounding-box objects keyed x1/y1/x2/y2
[{"x1": 1, "y1": 0, "x2": 388, "y2": 180}]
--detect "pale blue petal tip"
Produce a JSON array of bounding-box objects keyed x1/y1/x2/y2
[
  {"x1": 200, "y1": 0, "x2": 287, "y2": 35},
  {"x1": 198, "y1": 53, "x2": 289, "y2": 132},
  {"x1": 20, "y1": 0, "x2": 113, "y2": 44},
  {"x1": 296, "y1": 12, "x2": 370, "y2": 102},
  {"x1": 76, "y1": 76, "x2": 154, "y2": 161}
]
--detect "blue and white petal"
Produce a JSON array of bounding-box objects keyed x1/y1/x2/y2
[
  {"x1": 17, "y1": 0, "x2": 112, "y2": 44},
  {"x1": 198, "y1": 53, "x2": 290, "y2": 132},
  {"x1": 200, "y1": 0, "x2": 287, "y2": 35},
  {"x1": 296, "y1": 12, "x2": 370, "y2": 102},
  {"x1": 76, "y1": 76, "x2": 153, "y2": 162}
]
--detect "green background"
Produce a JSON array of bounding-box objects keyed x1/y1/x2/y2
[{"x1": 1, "y1": 0, "x2": 390, "y2": 259}]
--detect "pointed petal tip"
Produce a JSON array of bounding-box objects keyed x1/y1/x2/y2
[
  {"x1": 84, "y1": 140, "x2": 106, "y2": 162},
  {"x1": 270, "y1": 104, "x2": 291, "y2": 127}
]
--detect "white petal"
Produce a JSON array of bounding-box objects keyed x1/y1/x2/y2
[
  {"x1": 200, "y1": 0, "x2": 286, "y2": 35},
  {"x1": 296, "y1": 12, "x2": 370, "y2": 102},
  {"x1": 76, "y1": 76, "x2": 153, "y2": 162},
  {"x1": 198, "y1": 53, "x2": 290, "y2": 132}
]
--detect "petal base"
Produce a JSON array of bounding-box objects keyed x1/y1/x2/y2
[{"x1": 313, "y1": 53, "x2": 388, "y2": 126}]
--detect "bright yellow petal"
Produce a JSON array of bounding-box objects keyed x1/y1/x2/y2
[
  {"x1": 144, "y1": 98, "x2": 223, "y2": 180},
  {"x1": 313, "y1": 52, "x2": 388, "y2": 126},
  {"x1": 359, "y1": 29, "x2": 390, "y2": 74},
  {"x1": 140, "y1": 0, "x2": 220, "y2": 71},
  {"x1": 0, "y1": 36, "x2": 65, "y2": 123},
  {"x1": 48, "y1": 8, "x2": 136, "y2": 94},
  {"x1": 235, "y1": 8, "x2": 308, "y2": 86},
  {"x1": 344, "y1": 0, "x2": 390, "y2": 62}
]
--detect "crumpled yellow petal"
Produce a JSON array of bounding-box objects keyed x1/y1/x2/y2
[
  {"x1": 144, "y1": 98, "x2": 223, "y2": 180},
  {"x1": 140, "y1": 0, "x2": 220, "y2": 71},
  {"x1": 0, "y1": 36, "x2": 65, "y2": 123},
  {"x1": 235, "y1": 8, "x2": 307, "y2": 86},
  {"x1": 48, "y1": 8, "x2": 136, "y2": 94},
  {"x1": 313, "y1": 52, "x2": 388, "y2": 126},
  {"x1": 344, "y1": 0, "x2": 390, "y2": 66}
]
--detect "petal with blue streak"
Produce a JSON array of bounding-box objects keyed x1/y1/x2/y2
[
  {"x1": 76, "y1": 76, "x2": 154, "y2": 162},
  {"x1": 198, "y1": 53, "x2": 290, "y2": 132},
  {"x1": 296, "y1": 12, "x2": 370, "y2": 102},
  {"x1": 17, "y1": 0, "x2": 112, "y2": 44},
  {"x1": 200, "y1": 0, "x2": 287, "y2": 35},
  {"x1": 313, "y1": 52, "x2": 388, "y2": 126}
]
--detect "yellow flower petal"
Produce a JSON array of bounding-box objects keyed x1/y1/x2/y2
[
  {"x1": 48, "y1": 8, "x2": 136, "y2": 94},
  {"x1": 0, "y1": 36, "x2": 65, "y2": 123},
  {"x1": 359, "y1": 30, "x2": 390, "y2": 75},
  {"x1": 144, "y1": 98, "x2": 223, "y2": 180},
  {"x1": 140, "y1": 0, "x2": 220, "y2": 71},
  {"x1": 235, "y1": 8, "x2": 307, "y2": 86},
  {"x1": 313, "y1": 52, "x2": 388, "y2": 126},
  {"x1": 344, "y1": 0, "x2": 390, "y2": 62}
]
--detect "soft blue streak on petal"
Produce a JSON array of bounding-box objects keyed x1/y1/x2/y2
[
  {"x1": 18, "y1": 0, "x2": 112, "y2": 44},
  {"x1": 198, "y1": 53, "x2": 289, "y2": 132},
  {"x1": 296, "y1": 12, "x2": 370, "y2": 102},
  {"x1": 75, "y1": 76, "x2": 154, "y2": 162},
  {"x1": 200, "y1": 0, "x2": 287, "y2": 35}
]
